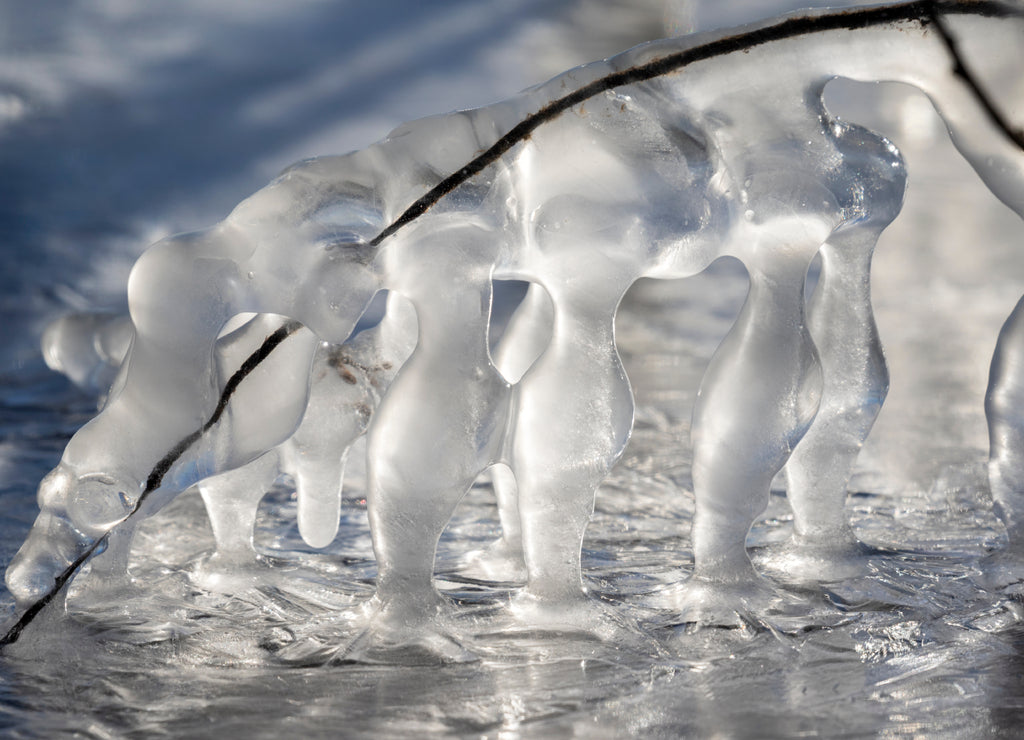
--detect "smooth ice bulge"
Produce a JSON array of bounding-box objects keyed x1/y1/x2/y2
[{"x1": 4, "y1": 1, "x2": 1024, "y2": 653}]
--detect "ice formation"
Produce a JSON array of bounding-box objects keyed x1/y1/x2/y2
[{"x1": 4, "y1": 0, "x2": 1024, "y2": 655}]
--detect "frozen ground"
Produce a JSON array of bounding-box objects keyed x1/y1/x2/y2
[{"x1": 2, "y1": 1, "x2": 1024, "y2": 737}]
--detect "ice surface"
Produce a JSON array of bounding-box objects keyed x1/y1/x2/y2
[{"x1": 2, "y1": 1, "x2": 1024, "y2": 736}]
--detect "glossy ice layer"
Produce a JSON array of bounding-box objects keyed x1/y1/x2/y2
[{"x1": 4, "y1": 1, "x2": 1024, "y2": 656}]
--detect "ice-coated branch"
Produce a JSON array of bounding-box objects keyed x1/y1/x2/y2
[
  {"x1": 373, "y1": 0, "x2": 1023, "y2": 248},
  {"x1": 3, "y1": 0, "x2": 1024, "y2": 653}
]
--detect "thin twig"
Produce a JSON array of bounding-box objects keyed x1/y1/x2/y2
[{"x1": 369, "y1": 0, "x2": 1020, "y2": 247}]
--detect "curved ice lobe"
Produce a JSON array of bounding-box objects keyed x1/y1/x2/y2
[
  {"x1": 41, "y1": 313, "x2": 133, "y2": 401},
  {"x1": 5, "y1": 1, "x2": 1024, "y2": 647}
]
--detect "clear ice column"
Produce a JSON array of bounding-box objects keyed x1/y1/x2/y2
[
  {"x1": 681, "y1": 217, "x2": 826, "y2": 623},
  {"x1": 511, "y1": 269, "x2": 635, "y2": 622},
  {"x1": 782, "y1": 225, "x2": 890, "y2": 580},
  {"x1": 362, "y1": 220, "x2": 509, "y2": 656}
]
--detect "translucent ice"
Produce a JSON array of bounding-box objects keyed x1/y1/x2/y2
[
  {"x1": 5, "y1": 1, "x2": 1024, "y2": 651},
  {"x1": 41, "y1": 313, "x2": 133, "y2": 402}
]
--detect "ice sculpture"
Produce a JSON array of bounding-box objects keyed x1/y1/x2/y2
[{"x1": 4, "y1": 0, "x2": 1024, "y2": 653}]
